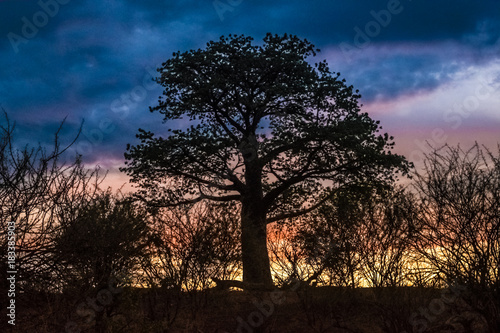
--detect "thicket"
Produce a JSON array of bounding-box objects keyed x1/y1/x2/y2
[{"x1": 1, "y1": 115, "x2": 498, "y2": 332}]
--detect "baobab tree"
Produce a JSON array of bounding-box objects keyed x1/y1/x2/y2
[{"x1": 122, "y1": 33, "x2": 410, "y2": 289}]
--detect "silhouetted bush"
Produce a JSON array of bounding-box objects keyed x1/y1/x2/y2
[{"x1": 411, "y1": 144, "x2": 500, "y2": 331}]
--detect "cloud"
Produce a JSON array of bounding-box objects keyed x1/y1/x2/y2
[
  {"x1": 321, "y1": 37, "x2": 500, "y2": 102},
  {"x1": 1, "y1": 0, "x2": 499, "y2": 189},
  {"x1": 201, "y1": 0, "x2": 500, "y2": 46},
  {"x1": 361, "y1": 58, "x2": 500, "y2": 165}
]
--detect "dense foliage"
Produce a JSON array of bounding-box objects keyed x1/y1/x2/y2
[{"x1": 122, "y1": 34, "x2": 410, "y2": 287}]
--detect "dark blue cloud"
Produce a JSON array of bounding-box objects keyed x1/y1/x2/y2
[
  {"x1": 198, "y1": 0, "x2": 500, "y2": 47},
  {"x1": 1, "y1": 0, "x2": 499, "y2": 169},
  {"x1": 329, "y1": 48, "x2": 467, "y2": 102}
]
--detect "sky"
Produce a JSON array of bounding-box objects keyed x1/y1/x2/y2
[{"x1": 1, "y1": 0, "x2": 499, "y2": 190}]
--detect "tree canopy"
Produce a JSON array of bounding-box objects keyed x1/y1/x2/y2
[{"x1": 122, "y1": 33, "x2": 410, "y2": 287}]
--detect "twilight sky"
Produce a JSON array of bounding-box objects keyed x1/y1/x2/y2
[{"x1": 1, "y1": 0, "x2": 500, "y2": 190}]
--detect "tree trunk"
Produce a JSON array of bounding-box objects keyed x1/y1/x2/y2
[
  {"x1": 241, "y1": 201, "x2": 274, "y2": 289},
  {"x1": 239, "y1": 134, "x2": 274, "y2": 289}
]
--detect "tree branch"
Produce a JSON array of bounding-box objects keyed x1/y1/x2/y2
[{"x1": 265, "y1": 192, "x2": 334, "y2": 224}]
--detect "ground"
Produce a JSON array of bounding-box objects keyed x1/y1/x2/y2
[{"x1": 6, "y1": 285, "x2": 496, "y2": 333}]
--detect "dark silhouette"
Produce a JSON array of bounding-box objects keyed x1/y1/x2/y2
[
  {"x1": 121, "y1": 33, "x2": 410, "y2": 289},
  {"x1": 411, "y1": 144, "x2": 500, "y2": 331},
  {"x1": 0, "y1": 112, "x2": 103, "y2": 332},
  {"x1": 2, "y1": 112, "x2": 499, "y2": 331},
  {"x1": 54, "y1": 190, "x2": 150, "y2": 333}
]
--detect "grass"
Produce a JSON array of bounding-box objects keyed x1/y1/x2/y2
[{"x1": 3, "y1": 285, "x2": 495, "y2": 333}]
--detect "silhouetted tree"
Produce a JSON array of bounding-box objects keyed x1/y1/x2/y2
[
  {"x1": 279, "y1": 184, "x2": 416, "y2": 288},
  {"x1": 55, "y1": 190, "x2": 150, "y2": 289},
  {"x1": 0, "y1": 112, "x2": 97, "y2": 292},
  {"x1": 142, "y1": 202, "x2": 241, "y2": 291},
  {"x1": 412, "y1": 144, "x2": 500, "y2": 331},
  {"x1": 356, "y1": 187, "x2": 416, "y2": 288},
  {"x1": 0, "y1": 111, "x2": 103, "y2": 332},
  {"x1": 122, "y1": 34, "x2": 410, "y2": 288},
  {"x1": 285, "y1": 184, "x2": 372, "y2": 288},
  {"x1": 54, "y1": 190, "x2": 150, "y2": 333}
]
